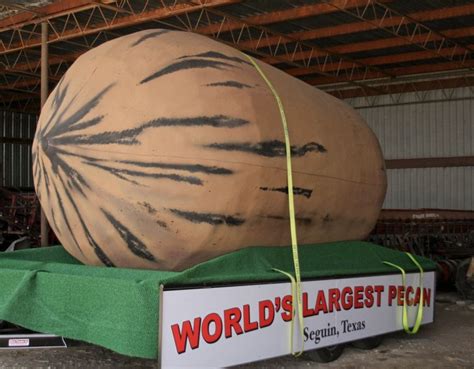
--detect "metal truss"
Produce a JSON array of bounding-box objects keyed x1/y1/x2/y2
[
  {"x1": 0, "y1": 0, "x2": 241, "y2": 109},
  {"x1": 0, "y1": 0, "x2": 474, "y2": 110},
  {"x1": 0, "y1": 1, "x2": 219, "y2": 53},
  {"x1": 164, "y1": 6, "x2": 395, "y2": 95},
  {"x1": 0, "y1": 47, "x2": 74, "y2": 111},
  {"x1": 244, "y1": 3, "x2": 474, "y2": 66},
  {"x1": 0, "y1": 0, "x2": 398, "y2": 106},
  {"x1": 327, "y1": 0, "x2": 474, "y2": 68},
  {"x1": 339, "y1": 74, "x2": 474, "y2": 108}
]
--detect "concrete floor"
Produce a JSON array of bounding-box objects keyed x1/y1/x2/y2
[{"x1": 0, "y1": 294, "x2": 472, "y2": 369}]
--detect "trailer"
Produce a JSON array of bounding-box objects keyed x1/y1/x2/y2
[{"x1": 0, "y1": 241, "x2": 435, "y2": 367}]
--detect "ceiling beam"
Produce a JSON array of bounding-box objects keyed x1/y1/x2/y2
[
  {"x1": 243, "y1": 3, "x2": 474, "y2": 49},
  {"x1": 0, "y1": 1, "x2": 392, "y2": 88},
  {"x1": 0, "y1": 78, "x2": 41, "y2": 92},
  {"x1": 327, "y1": 75, "x2": 474, "y2": 99},
  {"x1": 0, "y1": 0, "x2": 241, "y2": 55},
  {"x1": 0, "y1": 0, "x2": 393, "y2": 100},
  {"x1": 326, "y1": 0, "x2": 472, "y2": 68},
  {"x1": 1, "y1": 1, "x2": 472, "y2": 102},
  {"x1": 328, "y1": 26, "x2": 474, "y2": 56},
  {"x1": 11, "y1": 19, "x2": 474, "y2": 88},
  {"x1": 0, "y1": 0, "x2": 93, "y2": 30},
  {"x1": 0, "y1": 0, "x2": 388, "y2": 101},
  {"x1": 0, "y1": 2, "x2": 42, "y2": 16},
  {"x1": 261, "y1": 25, "x2": 474, "y2": 65},
  {"x1": 286, "y1": 44, "x2": 474, "y2": 77},
  {"x1": 0, "y1": 87, "x2": 38, "y2": 96},
  {"x1": 196, "y1": 0, "x2": 381, "y2": 34},
  {"x1": 258, "y1": 4, "x2": 474, "y2": 64},
  {"x1": 356, "y1": 46, "x2": 471, "y2": 67},
  {"x1": 0, "y1": 51, "x2": 81, "y2": 75},
  {"x1": 306, "y1": 59, "x2": 474, "y2": 85}
]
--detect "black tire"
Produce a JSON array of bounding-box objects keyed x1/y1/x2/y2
[
  {"x1": 303, "y1": 345, "x2": 344, "y2": 363},
  {"x1": 351, "y1": 335, "x2": 384, "y2": 350}
]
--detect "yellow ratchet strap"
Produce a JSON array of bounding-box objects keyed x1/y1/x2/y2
[
  {"x1": 242, "y1": 53, "x2": 304, "y2": 356},
  {"x1": 383, "y1": 252, "x2": 424, "y2": 334}
]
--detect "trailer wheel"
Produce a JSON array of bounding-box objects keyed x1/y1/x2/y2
[
  {"x1": 304, "y1": 345, "x2": 344, "y2": 363},
  {"x1": 351, "y1": 335, "x2": 384, "y2": 350}
]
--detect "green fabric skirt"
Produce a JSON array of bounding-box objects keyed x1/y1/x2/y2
[{"x1": 0, "y1": 241, "x2": 435, "y2": 359}]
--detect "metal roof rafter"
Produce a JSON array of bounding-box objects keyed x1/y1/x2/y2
[
  {"x1": 259, "y1": 4, "x2": 474, "y2": 66},
  {"x1": 170, "y1": 6, "x2": 392, "y2": 93},
  {"x1": 327, "y1": 74, "x2": 474, "y2": 100},
  {"x1": 326, "y1": 0, "x2": 474, "y2": 68},
  {"x1": 0, "y1": 0, "x2": 240, "y2": 55}
]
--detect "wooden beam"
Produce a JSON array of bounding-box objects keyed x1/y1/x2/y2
[{"x1": 385, "y1": 156, "x2": 474, "y2": 169}]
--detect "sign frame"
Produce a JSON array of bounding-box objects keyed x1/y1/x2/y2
[{"x1": 158, "y1": 271, "x2": 436, "y2": 368}]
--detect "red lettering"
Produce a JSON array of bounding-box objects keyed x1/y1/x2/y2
[
  {"x1": 374, "y1": 285, "x2": 384, "y2": 307},
  {"x1": 224, "y1": 307, "x2": 243, "y2": 338},
  {"x1": 171, "y1": 318, "x2": 201, "y2": 354},
  {"x1": 354, "y1": 286, "x2": 364, "y2": 309},
  {"x1": 328, "y1": 288, "x2": 341, "y2": 312},
  {"x1": 314, "y1": 290, "x2": 328, "y2": 314},
  {"x1": 259, "y1": 300, "x2": 275, "y2": 328},
  {"x1": 303, "y1": 292, "x2": 315, "y2": 317},
  {"x1": 388, "y1": 286, "x2": 397, "y2": 306},
  {"x1": 201, "y1": 313, "x2": 222, "y2": 344},
  {"x1": 243, "y1": 304, "x2": 258, "y2": 332},
  {"x1": 341, "y1": 287, "x2": 353, "y2": 310},
  {"x1": 364, "y1": 285, "x2": 374, "y2": 308}
]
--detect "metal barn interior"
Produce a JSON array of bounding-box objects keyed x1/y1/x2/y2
[
  {"x1": 0, "y1": 1, "x2": 472, "y2": 367},
  {"x1": 0, "y1": 0, "x2": 473, "y2": 207}
]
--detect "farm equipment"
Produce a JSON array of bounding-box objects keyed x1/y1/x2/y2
[
  {"x1": 369, "y1": 209, "x2": 474, "y2": 298},
  {"x1": 0, "y1": 188, "x2": 40, "y2": 251}
]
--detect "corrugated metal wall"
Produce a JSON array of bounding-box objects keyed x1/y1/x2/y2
[
  {"x1": 347, "y1": 87, "x2": 474, "y2": 210},
  {"x1": 0, "y1": 111, "x2": 37, "y2": 189}
]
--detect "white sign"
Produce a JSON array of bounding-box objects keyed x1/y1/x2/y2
[
  {"x1": 8, "y1": 338, "x2": 30, "y2": 347},
  {"x1": 161, "y1": 272, "x2": 435, "y2": 367}
]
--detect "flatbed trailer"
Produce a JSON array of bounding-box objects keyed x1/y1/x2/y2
[{"x1": 0, "y1": 241, "x2": 435, "y2": 367}]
